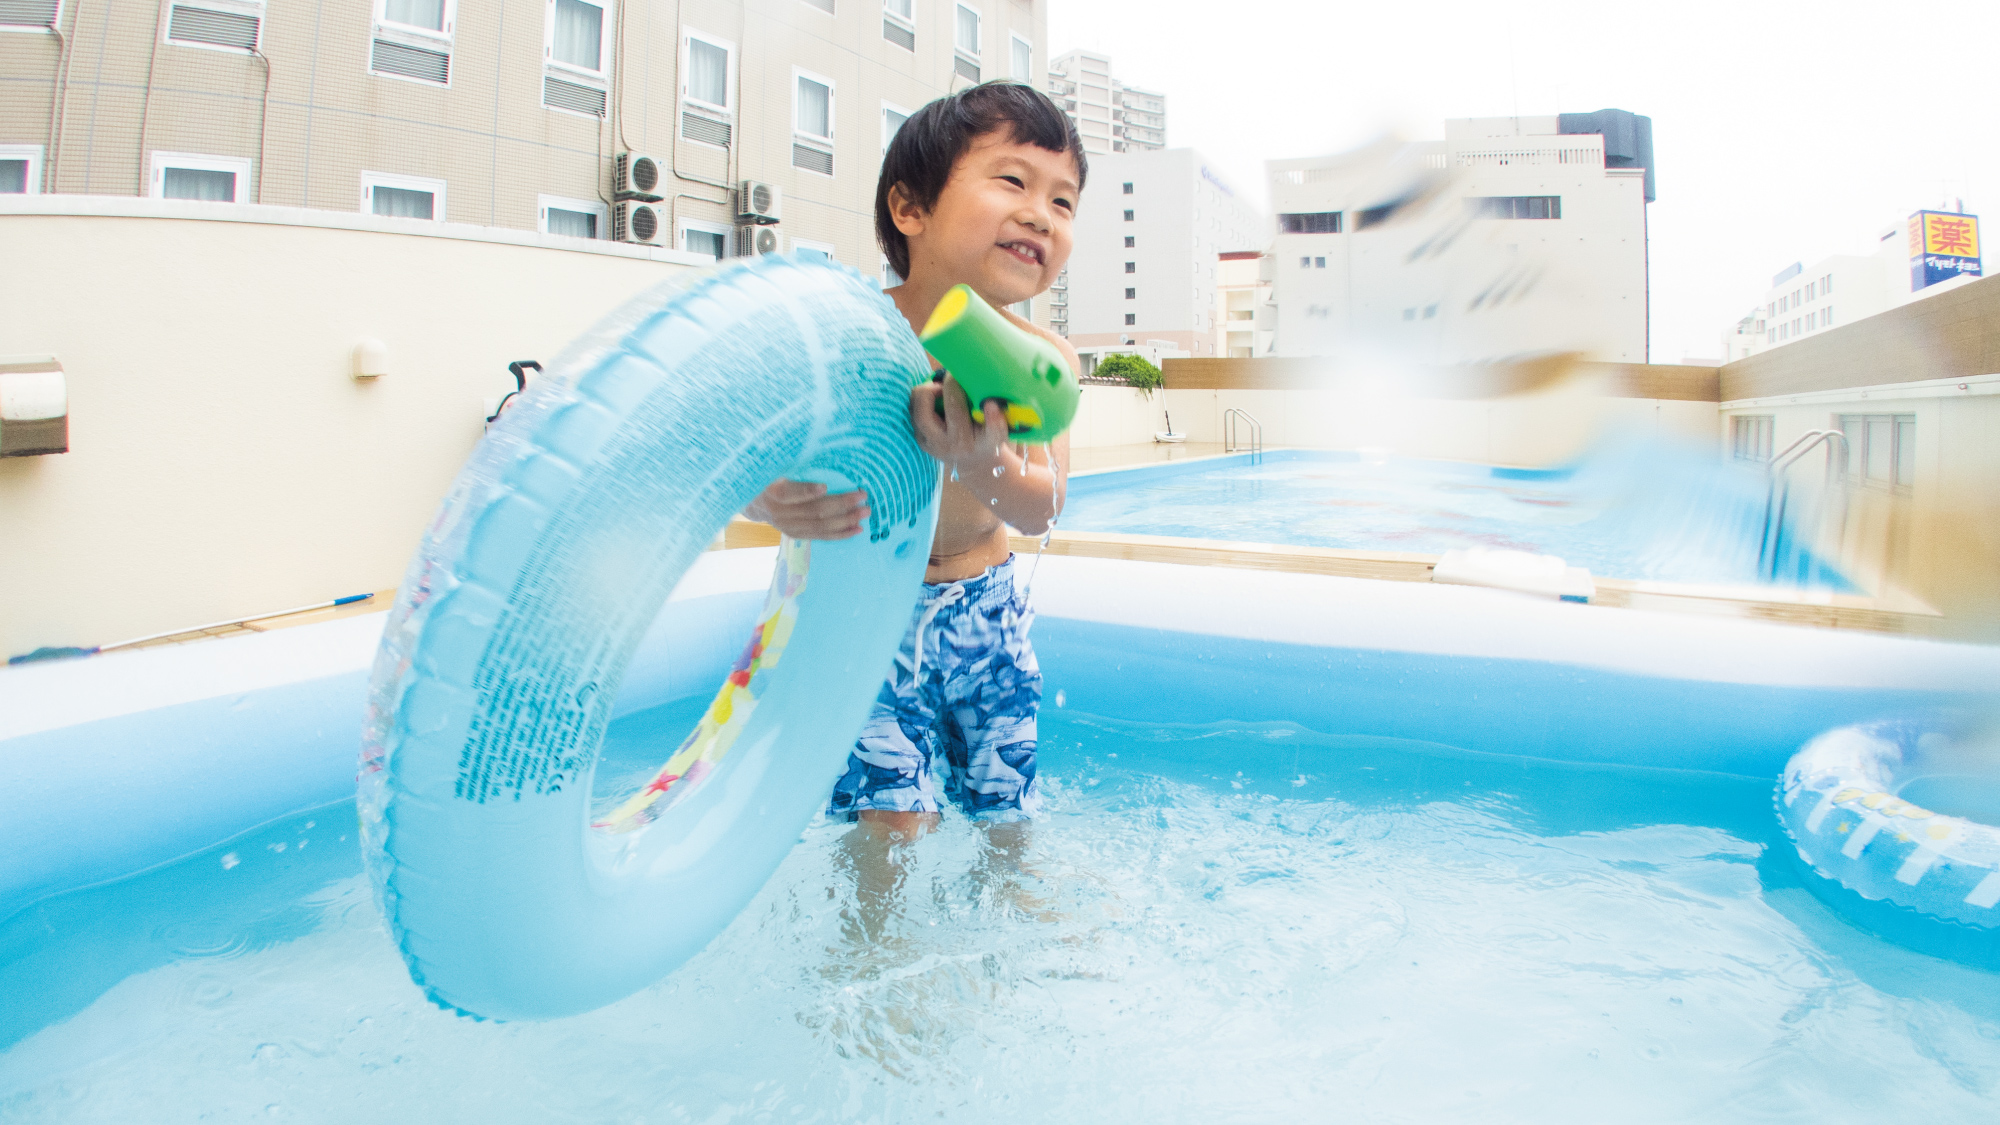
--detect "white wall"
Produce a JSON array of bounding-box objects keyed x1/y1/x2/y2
[
  {"x1": 1067, "y1": 375, "x2": 1718, "y2": 467},
  {"x1": 0, "y1": 201, "x2": 706, "y2": 655}
]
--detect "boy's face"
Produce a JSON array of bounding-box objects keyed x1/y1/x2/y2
[{"x1": 893, "y1": 129, "x2": 1079, "y2": 306}]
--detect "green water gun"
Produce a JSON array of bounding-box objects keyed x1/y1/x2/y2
[{"x1": 919, "y1": 284, "x2": 1079, "y2": 444}]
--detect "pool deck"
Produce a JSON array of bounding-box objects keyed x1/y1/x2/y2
[{"x1": 716, "y1": 520, "x2": 1940, "y2": 636}]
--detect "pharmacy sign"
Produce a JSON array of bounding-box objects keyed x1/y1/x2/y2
[{"x1": 1908, "y1": 210, "x2": 1981, "y2": 291}]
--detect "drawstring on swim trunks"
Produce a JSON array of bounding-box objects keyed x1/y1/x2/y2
[{"x1": 910, "y1": 582, "x2": 967, "y2": 683}]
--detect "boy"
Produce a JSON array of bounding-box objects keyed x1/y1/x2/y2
[{"x1": 745, "y1": 82, "x2": 1086, "y2": 850}]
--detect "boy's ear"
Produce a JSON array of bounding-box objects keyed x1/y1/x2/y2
[{"x1": 887, "y1": 182, "x2": 927, "y2": 239}]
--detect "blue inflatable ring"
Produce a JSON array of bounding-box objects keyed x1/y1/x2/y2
[
  {"x1": 359, "y1": 257, "x2": 939, "y2": 1021},
  {"x1": 1778, "y1": 721, "x2": 2000, "y2": 960}
]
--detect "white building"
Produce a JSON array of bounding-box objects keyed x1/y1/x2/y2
[
  {"x1": 1046, "y1": 50, "x2": 1166, "y2": 156},
  {"x1": 1267, "y1": 111, "x2": 1653, "y2": 364},
  {"x1": 1723, "y1": 209, "x2": 1984, "y2": 361},
  {"x1": 1055, "y1": 148, "x2": 1267, "y2": 355}
]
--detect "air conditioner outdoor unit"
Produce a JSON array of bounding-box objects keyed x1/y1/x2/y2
[
  {"x1": 735, "y1": 224, "x2": 780, "y2": 257},
  {"x1": 615, "y1": 152, "x2": 662, "y2": 202},
  {"x1": 737, "y1": 180, "x2": 782, "y2": 224},
  {"x1": 614, "y1": 200, "x2": 661, "y2": 245}
]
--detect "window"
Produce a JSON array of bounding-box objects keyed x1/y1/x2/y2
[
  {"x1": 1804, "y1": 281, "x2": 1815, "y2": 302},
  {"x1": 794, "y1": 71, "x2": 832, "y2": 140},
  {"x1": 1299, "y1": 256, "x2": 1310, "y2": 268},
  {"x1": 800, "y1": 0, "x2": 832, "y2": 12},
  {"x1": 679, "y1": 218, "x2": 730, "y2": 260},
  {"x1": 1123, "y1": 209, "x2": 1133, "y2": 221},
  {"x1": 1838, "y1": 413, "x2": 1915, "y2": 492},
  {"x1": 1730, "y1": 415, "x2": 1773, "y2": 461},
  {"x1": 1124, "y1": 262, "x2": 1135, "y2": 273},
  {"x1": 545, "y1": 1, "x2": 613, "y2": 121},
  {"x1": 149, "y1": 152, "x2": 251, "y2": 202},
  {"x1": 1124, "y1": 313, "x2": 1136, "y2": 325},
  {"x1": 361, "y1": 171, "x2": 445, "y2": 220},
  {"x1": 1122, "y1": 182, "x2": 1133, "y2": 195},
  {"x1": 1823, "y1": 273, "x2": 1833, "y2": 293},
  {"x1": 683, "y1": 31, "x2": 730, "y2": 109},
  {"x1": 1124, "y1": 236, "x2": 1135, "y2": 248},
  {"x1": 1, "y1": 0, "x2": 61, "y2": 30},
  {"x1": 882, "y1": 103, "x2": 909, "y2": 153},
  {"x1": 954, "y1": 3, "x2": 978, "y2": 54},
  {"x1": 372, "y1": 0, "x2": 455, "y2": 85},
  {"x1": 1010, "y1": 34, "x2": 1031, "y2": 80},
  {"x1": 1470, "y1": 195, "x2": 1561, "y2": 220},
  {"x1": 545, "y1": 0, "x2": 611, "y2": 78},
  {"x1": 1125, "y1": 288, "x2": 1135, "y2": 299},
  {"x1": 0, "y1": 144, "x2": 44, "y2": 194},
  {"x1": 791, "y1": 237, "x2": 835, "y2": 262},
  {"x1": 1278, "y1": 211, "x2": 1341, "y2": 233},
  {"x1": 165, "y1": 1, "x2": 265, "y2": 53},
  {"x1": 538, "y1": 193, "x2": 605, "y2": 239},
  {"x1": 792, "y1": 69, "x2": 834, "y2": 175},
  {"x1": 1314, "y1": 257, "x2": 1325, "y2": 268},
  {"x1": 1824, "y1": 306, "x2": 1833, "y2": 326}
]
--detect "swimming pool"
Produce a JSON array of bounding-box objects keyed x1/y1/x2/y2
[
  {"x1": 1060, "y1": 440, "x2": 1851, "y2": 590},
  {"x1": 4, "y1": 552, "x2": 1996, "y2": 1120}
]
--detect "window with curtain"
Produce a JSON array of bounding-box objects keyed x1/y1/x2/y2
[
  {"x1": 683, "y1": 229, "x2": 726, "y2": 260},
  {"x1": 796, "y1": 76, "x2": 831, "y2": 139},
  {"x1": 687, "y1": 37, "x2": 727, "y2": 105},
  {"x1": 882, "y1": 107, "x2": 907, "y2": 151},
  {"x1": 163, "y1": 167, "x2": 236, "y2": 201},
  {"x1": 552, "y1": 0, "x2": 603, "y2": 72},
  {"x1": 1011, "y1": 37, "x2": 1031, "y2": 79},
  {"x1": 954, "y1": 4, "x2": 978, "y2": 54},
  {"x1": 384, "y1": 0, "x2": 445, "y2": 32},
  {"x1": 0, "y1": 160, "x2": 28, "y2": 194},
  {"x1": 372, "y1": 185, "x2": 435, "y2": 219},
  {"x1": 546, "y1": 207, "x2": 597, "y2": 239}
]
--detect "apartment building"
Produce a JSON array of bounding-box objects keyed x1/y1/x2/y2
[
  {"x1": 1044, "y1": 49, "x2": 1162, "y2": 156},
  {"x1": 1723, "y1": 209, "x2": 1983, "y2": 361},
  {"x1": 1056, "y1": 147, "x2": 1265, "y2": 356},
  {"x1": 1213, "y1": 250, "x2": 1271, "y2": 357},
  {"x1": 1268, "y1": 110, "x2": 1654, "y2": 364},
  {"x1": 0, "y1": 0, "x2": 1046, "y2": 273}
]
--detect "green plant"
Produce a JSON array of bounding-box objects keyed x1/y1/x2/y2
[{"x1": 1095, "y1": 352, "x2": 1164, "y2": 392}]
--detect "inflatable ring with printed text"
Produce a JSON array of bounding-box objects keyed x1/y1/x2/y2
[
  {"x1": 359, "y1": 256, "x2": 940, "y2": 1021},
  {"x1": 1778, "y1": 720, "x2": 2000, "y2": 967}
]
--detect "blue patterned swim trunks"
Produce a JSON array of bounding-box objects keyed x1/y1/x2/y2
[{"x1": 828, "y1": 555, "x2": 1041, "y2": 822}]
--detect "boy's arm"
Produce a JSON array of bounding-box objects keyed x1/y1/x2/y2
[{"x1": 909, "y1": 312, "x2": 1075, "y2": 536}]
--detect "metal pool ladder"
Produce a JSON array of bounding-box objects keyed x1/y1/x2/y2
[
  {"x1": 1223, "y1": 408, "x2": 1264, "y2": 465},
  {"x1": 1759, "y1": 429, "x2": 1849, "y2": 582}
]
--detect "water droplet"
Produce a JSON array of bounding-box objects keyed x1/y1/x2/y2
[
  {"x1": 1054, "y1": 690, "x2": 1066, "y2": 708},
  {"x1": 949, "y1": 466, "x2": 959, "y2": 482},
  {"x1": 991, "y1": 465, "x2": 1005, "y2": 477},
  {"x1": 220, "y1": 853, "x2": 240, "y2": 870},
  {"x1": 268, "y1": 841, "x2": 286, "y2": 853}
]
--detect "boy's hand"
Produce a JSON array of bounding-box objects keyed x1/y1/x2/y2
[
  {"x1": 910, "y1": 374, "x2": 1011, "y2": 473},
  {"x1": 744, "y1": 480, "x2": 870, "y2": 540}
]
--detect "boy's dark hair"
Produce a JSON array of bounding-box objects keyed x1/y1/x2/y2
[{"x1": 875, "y1": 81, "x2": 1088, "y2": 281}]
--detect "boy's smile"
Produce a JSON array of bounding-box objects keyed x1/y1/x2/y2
[{"x1": 889, "y1": 131, "x2": 1078, "y2": 309}]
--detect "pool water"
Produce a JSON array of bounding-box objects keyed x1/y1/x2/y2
[
  {"x1": 1060, "y1": 442, "x2": 1854, "y2": 590},
  {"x1": 6, "y1": 710, "x2": 1995, "y2": 1122}
]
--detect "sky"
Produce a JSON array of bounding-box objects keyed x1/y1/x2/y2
[{"x1": 1048, "y1": 0, "x2": 1999, "y2": 364}]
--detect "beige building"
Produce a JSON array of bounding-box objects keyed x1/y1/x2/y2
[
  {"x1": 1044, "y1": 49, "x2": 1162, "y2": 156},
  {"x1": 0, "y1": 0, "x2": 1047, "y2": 273}
]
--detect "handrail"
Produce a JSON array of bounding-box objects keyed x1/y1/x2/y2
[
  {"x1": 1770, "y1": 429, "x2": 1847, "y2": 475},
  {"x1": 1223, "y1": 407, "x2": 1263, "y2": 465},
  {"x1": 1759, "y1": 429, "x2": 1850, "y2": 582}
]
